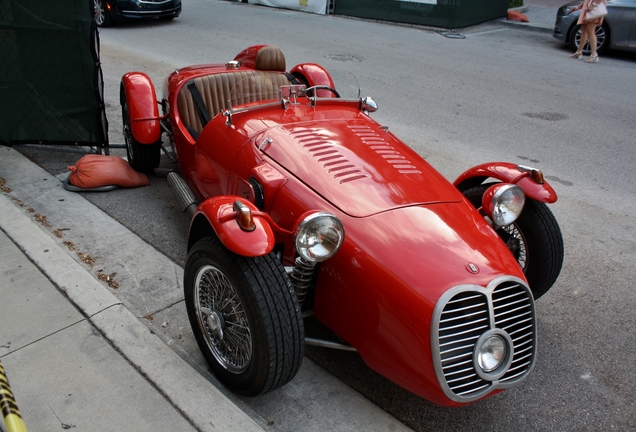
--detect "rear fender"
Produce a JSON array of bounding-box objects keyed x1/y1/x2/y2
[
  {"x1": 453, "y1": 162, "x2": 557, "y2": 203},
  {"x1": 120, "y1": 72, "x2": 161, "y2": 144},
  {"x1": 289, "y1": 63, "x2": 337, "y2": 98},
  {"x1": 188, "y1": 196, "x2": 276, "y2": 257}
]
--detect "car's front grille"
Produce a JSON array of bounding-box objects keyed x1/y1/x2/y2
[{"x1": 431, "y1": 277, "x2": 536, "y2": 403}]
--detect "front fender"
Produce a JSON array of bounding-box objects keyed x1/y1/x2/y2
[
  {"x1": 453, "y1": 162, "x2": 557, "y2": 203},
  {"x1": 120, "y1": 72, "x2": 161, "y2": 144},
  {"x1": 188, "y1": 196, "x2": 275, "y2": 257},
  {"x1": 289, "y1": 63, "x2": 337, "y2": 98}
]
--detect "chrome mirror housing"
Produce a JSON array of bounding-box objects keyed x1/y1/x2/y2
[{"x1": 361, "y1": 96, "x2": 378, "y2": 113}]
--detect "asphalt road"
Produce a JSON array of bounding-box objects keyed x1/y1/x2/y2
[{"x1": 13, "y1": 1, "x2": 636, "y2": 430}]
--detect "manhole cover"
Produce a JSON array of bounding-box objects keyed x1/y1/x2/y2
[{"x1": 325, "y1": 54, "x2": 362, "y2": 62}]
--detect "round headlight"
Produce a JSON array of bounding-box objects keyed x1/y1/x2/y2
[
  {"x1": 477, "y1": 335, "x2": 507, "y2": 372},
  {"x1": 295, "y1": 212, "x2": 345, "y2": 262},
  {"x1": 482, "y1": 184, "x2": 525, "y2": 227}
]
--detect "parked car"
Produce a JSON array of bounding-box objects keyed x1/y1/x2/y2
[
  {"x1": 92, "y1": 0, "x2": 181, "y2": 27},
  {"x1": 553, "y1": 0, "x2": 636, "y2": 54},
  {"x1": 120, "y1": 45, "x2": 564, "y2": 406}
]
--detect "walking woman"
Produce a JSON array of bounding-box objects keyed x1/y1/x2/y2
[{"x1": 570, "y1": 0, "x2": 607, "y2": 63}]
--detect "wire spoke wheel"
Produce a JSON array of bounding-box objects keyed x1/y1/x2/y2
[
  {"x1": 195, "y1": 264, "x2": 252, "y2": 373},
  {"x1": 499, "y1": 223, "x2": 528, "y2": 271},
  {"x1": 185, "y1": 236, "x2": 304, "y2": 395}
]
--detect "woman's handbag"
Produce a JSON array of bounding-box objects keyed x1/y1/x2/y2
[{"x1": 586, "y1": 2, "x2": 608, "y2": 22}]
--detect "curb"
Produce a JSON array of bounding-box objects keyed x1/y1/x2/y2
[{"x1": 0, "y1": 191, "x2": 265, "y2": 432}]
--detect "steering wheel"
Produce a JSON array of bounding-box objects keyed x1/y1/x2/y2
[{"x1": 306, "y1": 85, "x2": 340, "y2": 98}]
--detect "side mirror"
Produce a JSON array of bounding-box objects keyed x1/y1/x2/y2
[{"x1": 361, "y1": 96, "x2": 378, "y2": 113}]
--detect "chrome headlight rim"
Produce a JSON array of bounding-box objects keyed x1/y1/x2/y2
[
  {"x1": 484, "y1": 183, "x2": 526, "y2": 227},
  {"x1": 473, "y1": 329, "x2": 514, "y2": 381},
  {"x1": 294, "y1": 211, "x2": 345, "y2": 263}
]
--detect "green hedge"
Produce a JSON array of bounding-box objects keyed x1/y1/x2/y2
[{"x1": 509, "y1": 0, "x2": 523, "y2": 7}]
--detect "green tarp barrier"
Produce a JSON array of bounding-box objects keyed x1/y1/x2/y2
[
  {"x1": 0, "y1": 0, "x2": 108, "y2": 150},
  {"x1": 334, "y1": 0, "x2": 508, "y2": 29}
]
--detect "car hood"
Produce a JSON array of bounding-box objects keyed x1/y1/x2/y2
[
  {"x1": 322, "y1": 201, "x2": 525, "y2": 304},
  {"x1": 258, "y1": 117, "x2": 464, "y2": 217}
]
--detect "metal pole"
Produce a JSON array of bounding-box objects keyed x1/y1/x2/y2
[{"x1": 0, "y1": 361, "x2": 28, "y2": 432}]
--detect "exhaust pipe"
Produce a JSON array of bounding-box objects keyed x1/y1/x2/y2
[{"x1": 166, "y1": 171, "x2": 198, "y2": 219}]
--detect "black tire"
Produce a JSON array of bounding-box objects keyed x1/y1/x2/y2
[
  {"x1": 568, "y1": 22, "x2": 609, "y2": 55},
  {"x1": 184, "y1": 236, "x2": 304, "y2": 396},
  {"x1": 463, "y1": 184, "x2": 564, "y2": 300},
  {"x1": 121, "y1": 90, "x2": 161, "y2": 173},
  {"x1": 93, "y1": 0, "x2": 111, "y2": 27}
]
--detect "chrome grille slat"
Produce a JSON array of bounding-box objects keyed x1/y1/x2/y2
[
  {"x1": 439, "y1": 342, "x2": 477, "y2": 357},
  {"x1": 501, "y1": 313, "x2": 532, "y2": 325},
  {"x1": 442, "y1": 366, "x2": 475, "y2": 377},
  {"x1": 442, "y1": 358, "x2": 472, "y2": 370},
  {"x1": 446, "y1": 293, "x2": 483, "y2": 304},
  {"x1": 513, "y1": 344, "x2": 533, "y2": 356},
  {"x1": 446, "y1": 372, "x2": 479, "y2": 384},
  {"x1": 440, "y1": 313, "x2": 489, "y2": 326},
  {"x1": 440, "y1": 303, "x2": 487, "y2": 316},
  {"x1": 448, "y1": 377, "x2": 484, "y2": 390},
  {"x1": 507, "y1": 322, "x2": 534, "y2": 337},
  {"x1": 495, "y1": 302, "x2": 531, "y2": 316},
  {"x1": 496, "y1": 312, "x2": 532, "y2": 327},
  {"x1": 492, "y1": 291, "x2": 525, "y2": 303},
  {"x1": 439, "y1": 334, "x2": 482, "y2": 348},
  {"x1": 511, "y1": 338, "x2": 532, "y2": 350},
  {"x1": 499, "y1": 367, "x2": 529, "y2": 381},
  {"x1": 492, "y1": 283, "x2": 521, "y2": 294},
  {"x1": 511, "y1": 350, "x2": 533, "y2": 363},
  {"x1": 438, "y1": 318, "x2": 489, "y2": 333},
  {"x1": 439, "y1": 325, "x2": 488, "y2": 341},
  {"x1": 441, "y1": 351, "x2": 473, "y2": 364},
  {"x1": 454, "y1": 383, "x2": 490, "y2": 395},
  {"x1": 506, "y1": 360, "x2": 532, "y2": 373}
]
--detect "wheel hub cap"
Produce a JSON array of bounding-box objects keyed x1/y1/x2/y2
[{"x1": 204, "y1": 308, "x2": 224, "y2": 341}]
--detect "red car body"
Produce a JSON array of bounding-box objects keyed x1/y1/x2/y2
[{"x1": 121, "y1": 45, "x2": 563, "y2": 406}]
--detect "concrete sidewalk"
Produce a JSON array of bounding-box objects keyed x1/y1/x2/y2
[
  {"x1": 0, "y1": 190, "x2": 265, "y2": 431},
  {"x1": 0, "y1": 230, "x2": 196, "y2": 431}
]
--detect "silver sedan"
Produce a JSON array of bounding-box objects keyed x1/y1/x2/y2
[{"x1": 553, "y1": 0, "x2": 636, "y2": 54}]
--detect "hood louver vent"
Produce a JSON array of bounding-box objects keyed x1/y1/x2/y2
[
  {"x1": 291, "y1": 129, "x2": 371, "y2": 184},
  {"x1": 348, "y1": 125, "x2": 421, "y2": 175}
]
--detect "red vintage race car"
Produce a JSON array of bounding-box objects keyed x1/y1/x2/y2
[{"x1": 120, "y1": 45, "x2": 564, "y2": 406}]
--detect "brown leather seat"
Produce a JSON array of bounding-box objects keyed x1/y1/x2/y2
[{"x1": 177, "y1": 46, "x2": 290, "y2": 135}]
